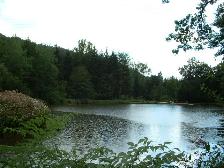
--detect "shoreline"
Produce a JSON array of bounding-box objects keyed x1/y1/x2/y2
[
  {"x1": 63, "y1": 99, "x2": 224, "y2": 107},
  {"x1": 0, "y1": 112, "x2": 74, "y2": 156}
]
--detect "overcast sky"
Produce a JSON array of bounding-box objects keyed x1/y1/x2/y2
[{"x1": 0, "y1": 0, "x2": 222, "y2": 78}]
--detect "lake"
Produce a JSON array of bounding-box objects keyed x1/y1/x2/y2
[{"x1": 45, "y1": 104, "x2": 224, "y2": 154}]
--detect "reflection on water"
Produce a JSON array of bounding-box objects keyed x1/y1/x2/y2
[{"x1": 45, "y1": 104, "x2": 224, "y2": 153}]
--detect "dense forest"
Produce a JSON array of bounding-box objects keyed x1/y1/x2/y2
[{"x1": 0, "y1": 33, "x2": 223, "y2": 104}]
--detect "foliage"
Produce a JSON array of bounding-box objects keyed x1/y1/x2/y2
[
  {"x1": 0, "y1": 33, "x2": 224, "y2": 104},
  {"x1": 212, "y1": 61, "x2": 224, "y2": 102},
  {"x1": 143, "y1": 73, "x2": 164, "y2": 101},
  {"x1": 68, "y1": 65, "x2": 95, "y2": 99},
  {"x1": 179, "y1": 58, "x2": 213, "y2": 80},
  {"x1": 0, "y1": 91, "x2": 50, "y2": 142},
  {"x1": 190, "y1": 143, "x2": 224, "y2": 168},
  {"x1": 161, "y1": 77, "x2": 179, "y2": 102},
  {"x1": 0, "y1": 90, "x2": 49, "y2": 121},
  {"x1": 166, "y1": 0, "x2": 224, "y2": 57},
  {"x1": 134, "y1": 63, "x2": 151, "y2": 76},
  {"x1": 0, "y1": 137, "x2": 223, "y2": 167},
  {"x1": 177, "y1": 58, "x2": 215, "y2": 103},
  {"x1": 164, "y1": 0, "x2": 224, "y2": 103},
  {"x1": 0, "y1": 64, "x2": 22, "y2": 91}
]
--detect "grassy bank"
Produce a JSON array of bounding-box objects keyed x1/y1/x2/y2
[{"x1": 0, "y1": 112, "x2": 73, "y2": 154}]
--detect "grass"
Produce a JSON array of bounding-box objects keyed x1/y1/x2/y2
[{"x1": 0, "y1": 112, "x2": 74, "y2": 157}]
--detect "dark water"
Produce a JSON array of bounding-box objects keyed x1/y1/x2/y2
[{"x1": 45, "y1": 104, "x2": 224, "y2": 153}]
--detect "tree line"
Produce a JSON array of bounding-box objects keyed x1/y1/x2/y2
[{"x1": 0, "y1": 33, "x2": 223, "y2": 104}]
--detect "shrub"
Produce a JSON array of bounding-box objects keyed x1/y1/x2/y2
[
  {"x1": 0, "y1": 90, "x2": 49, "y2": 120},
  {"x1": 1, "y1": 137, "x2": 223, "y2": 167},
  {"x1": 0, "y1": 90, "x2": 50, "y2": 143}
]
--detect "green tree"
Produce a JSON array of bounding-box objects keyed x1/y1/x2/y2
[
  {"x1": 54, "y1": 46, "x2": 73, "y2": 81},
  {"x1": 146, "y1": 72, "x2": 163, "y2": 101},
  {"x1": 0, "y1": 35, "x2": 29, "y2": 92},
  {"x1": 68, "y1": 66, "x2": 95, "y2": 99},
  {"x1": 211, "y1": 62, "x2": 224, "y2": 101},
  {"x1": 0, "y1": 64, "x2": 21, "y2": 91},
  {"x1": 178, "y1": 58, "x2": 214, "y2": 103},
  {"x1": 167, "y1": 0, "x2": 224, "y2": 57},
  {"x1": 30, "y1": 45, "x2": 64, "y2": 104},
  {"x1": 166, "y1": 1, "x2": 224, "y2": 102},
  {"x1": 163, "y1": 76, "x2": 179, "y2": 101},
  {"x1": 179, "y1": 57, "x2": 213, "y2": 80},
  {"x1": 135, "y1": 63, "x2": 151, "y2": 76}
]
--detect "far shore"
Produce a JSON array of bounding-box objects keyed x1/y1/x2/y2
[{"x1": 63, "y1": 99, "x2": 224, "y2": 107}]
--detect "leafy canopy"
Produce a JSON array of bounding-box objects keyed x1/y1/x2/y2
[{"x1": 166, "y1": 0, "x2": 224, "y2": 57}]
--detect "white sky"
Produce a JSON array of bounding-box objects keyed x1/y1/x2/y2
[{"x1": 0, "y1": 0, "x2": 222, "y2": 78}]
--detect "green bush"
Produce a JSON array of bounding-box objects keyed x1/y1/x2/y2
[
  {"x1": 1, "y1": 137, "x2": 223, "y2": 167},
  {"x1": 0, "y1": 90, "x2": 50, "y2": 142}
]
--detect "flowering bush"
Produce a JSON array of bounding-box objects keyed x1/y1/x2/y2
[
  {"x1": 0, "y1": 90, "x2": 50, "y2": 143},
  {"x1": 0, "y1": 90, "x2": 49, "y2": 121}
]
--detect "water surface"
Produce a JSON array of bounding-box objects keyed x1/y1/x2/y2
[{"x1": 45, "y1": 104, "x2": 224, "y2": 153}]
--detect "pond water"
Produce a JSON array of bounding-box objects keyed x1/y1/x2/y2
[{"x1": 45, "y1": 104, "x2": 224, "y2": 154}]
